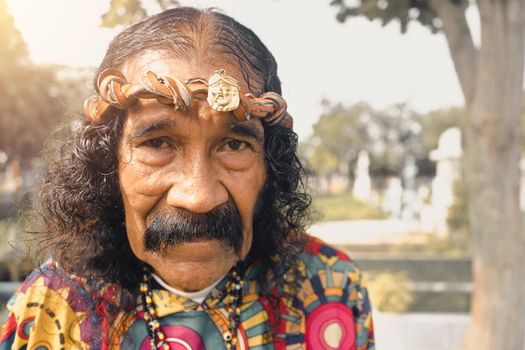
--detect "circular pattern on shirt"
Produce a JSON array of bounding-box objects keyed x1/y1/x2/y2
[
  {"x1": 8, "y1": 276, "x2": 89, "y2": 350},
  {"x1": 139, "y1": 325, "x2": 205, "y2": 350},
  {"x1": 121, "y1": 311, "x2": 227, "y2": 350},
  {"x1": 29, "y1": 341, "x2": 52, "y2": 350},
  {"x1": 305, "y1": 302, "x2": 356, "y2": 350},
  {"x1": 17, "y1": 317, "x2": 35, "y2": 340}
]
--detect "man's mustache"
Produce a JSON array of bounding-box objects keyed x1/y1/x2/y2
[{"x1": 143, "y1": 202, "x2": 244, "y2": 255}]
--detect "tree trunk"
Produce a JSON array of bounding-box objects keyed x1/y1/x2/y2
[
  {"x1": 432, "y1": 0, "x2": 525, "y2": 348},
  {"x1": 451, "y1": 1, "x2": 525, "y2": 349}
]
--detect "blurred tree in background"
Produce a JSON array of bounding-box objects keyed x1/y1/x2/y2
[
  {"x1": 101, "y1": 0, "x2": 179, "y2": 27},
  {"x1": 0, "y1": 0, "x2": 180, "y2": 164},
  {"x1": 302, "y1": 100, "x2": 463, "y2": 180},
  {"x1": 416, "y1": 106, "x2": 465, "y2": 151},
  {"x1": 302, "y1": 101, "x2": 373, "y2": 177},
  {"x1": 331, "y1": 0, "x2": 525, "y2": 348},
  {"x1": 0, "y1": 0, "x2": 80, "y2": 164},
  {"x1": 0, "y1": 0, "x2": 92, "y2": 230},
  {"x1": 101, "y1": 0, "x2": 147, "y2": 27}
]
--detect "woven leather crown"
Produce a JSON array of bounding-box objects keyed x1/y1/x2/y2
[{"x1": 83, "y1": 68, "x2": 293, "y2": 129}]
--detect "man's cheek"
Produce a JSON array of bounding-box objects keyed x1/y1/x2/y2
[
  {"x1": 123, "y1": 189, "x2": 162, "y2": 214},
  {"x1": 119, "y1": 172, "x2": 172, "y2": 212},
  {"x1": 124, "y1": 209, "x2": 148, "y2": 256}
]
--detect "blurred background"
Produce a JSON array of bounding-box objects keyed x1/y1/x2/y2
[{"x1": 1, "y1": 0, "x2": 523, "y2": 349}]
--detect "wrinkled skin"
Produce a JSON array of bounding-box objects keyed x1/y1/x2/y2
[{"x1": 118, "y1": 52, "x2": 266, "y2": 292}]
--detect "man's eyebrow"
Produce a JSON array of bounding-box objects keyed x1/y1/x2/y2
[
  {"x1": 128, "y1": 119, "x2": 177, "y2": 141},
  {"x1": 229, "y1": 122, "x2": 263, "y2": 142}
]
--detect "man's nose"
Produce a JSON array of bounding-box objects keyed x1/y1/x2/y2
[{"x1": 166, "y1": 154, "x2": 228, "y2": 214}]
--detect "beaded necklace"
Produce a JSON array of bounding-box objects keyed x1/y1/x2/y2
[{"x1": 140, "y1": 263, "x2": 245, "y2": 350}]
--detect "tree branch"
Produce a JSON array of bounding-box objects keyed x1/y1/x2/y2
[{"x1": 429, "y1": 0, "x2": 477, "y2": 106}]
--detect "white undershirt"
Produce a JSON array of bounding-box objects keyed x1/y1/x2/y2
[{"x1": 151, "y1": 272, "x2": 226, "y2": 304}]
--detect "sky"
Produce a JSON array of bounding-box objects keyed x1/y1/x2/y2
[{"x1": 5, "y1": 0, "x2": 477, "y2": 139}]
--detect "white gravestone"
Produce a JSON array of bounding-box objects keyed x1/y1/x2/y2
[
  {"x1": 353, "y1": 150, "x2": 372, "y2": 202},
  {"x1": 429, "y1": 127, "x2": 463, "y2": 235},
  {"x1": 383, "y1": 176, "x2": 403, "y2": 218},
  {"x1": 401, "y1": 155, "x2": 418, "y2": 221}
]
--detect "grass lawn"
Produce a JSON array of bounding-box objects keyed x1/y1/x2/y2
[{"x1": 311, "y1": 194, "x2": 388, "y2": 222}]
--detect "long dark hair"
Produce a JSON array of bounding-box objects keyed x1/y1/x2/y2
[{"x1": 34, "y1": 7, "x2": 311, "y2": 308}]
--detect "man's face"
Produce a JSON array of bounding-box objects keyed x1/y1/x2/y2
[{"x1": 118, "y1": 52, "x2": 266, "y2": 291}]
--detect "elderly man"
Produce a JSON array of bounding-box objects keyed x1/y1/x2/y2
[{"x1": 0, "y1": 7, "x2": 374, "y2": 350}]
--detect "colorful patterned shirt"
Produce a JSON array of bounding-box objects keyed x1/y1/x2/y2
[{"x1": 0, "y1": 237, "x2": 374, "y2": 349}]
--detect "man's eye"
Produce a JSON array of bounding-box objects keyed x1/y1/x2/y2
[
  {"x1": 226, "y1": 139, "x2": 248, "y2": 151},
  {"x1": 144, "y1": 138, "x2": 170, "y2": 149}
]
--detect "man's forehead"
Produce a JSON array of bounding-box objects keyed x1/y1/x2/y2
[
  {"x1": 118, "y1": 51, "x2": 265, "y2": 138},
  {"x1": 121, "y1": 50, "x2": 257, "y2": 94}
]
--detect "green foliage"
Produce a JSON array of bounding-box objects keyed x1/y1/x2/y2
[
  {"x1": 101, "y1": 0, "x2": 147, "y2": 28},
  {"x1": 0, "y1": 0, "x2": 28, "y2": 67},
  {"x1": 306, "y1": 144, "x2": 339, "y2": 176},
  {"x1": 155, "y1": 0, "x2": 180, "y2": 11},
  {"x1": 101, "y1": 0, "x2": 180, "y2": 28},
  {"x1": 0, "y1": 2, "x2": 74, "y2": 162},
  {"x1": 330, "y1": 0, "x2": 464, "y2": 34},
  {"x1": 366, "y1": 271, "x2": 413, "y2": 313},
  {"x1": 55, "y1": 68, "x2": 94, "y2": 116},
  {"x1": 416, "y1": 106, "x2": 465, "y2": 152},
  {"x1": 0, "y1": 218, "x2": 36, "y2": 281},
  {"x1": 0, "y1": 218, "x2": 23, "y2": 259},
  {"x1": 313, "y1": 101, "x2": 372, "y2": 157},
  {"x1": 301, "y1": 101, "x2": 468, "y2": 180},
  {"x1": 368, "y1": 152, "x2": 403, "y2": 176},
  {"x1": 0, "y1": 67, "x2": 67, "y2": 160},
  {"x1": 447, "y1": 179, "x2": 472, "y2": 255},
  {"x1": 302, "y1": 101, "x2": 372, "y2": 176},
  {"x1": 301, "y1": 101, "x2": 423, "y2": 178},
  {"x1": 312, "y1": 194, "x2": 387, "y2": 221}
]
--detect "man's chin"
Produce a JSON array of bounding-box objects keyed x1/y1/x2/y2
[
  {"x1": 141, "y1": 240, "x2": 241, "y2": 291},
  {"x1": 146, "y1": 238, "x2": 237, "y2": 260}
]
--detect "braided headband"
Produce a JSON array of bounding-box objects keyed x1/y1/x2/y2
[{"x1": 83, "y1": 68, "x2": 293, "y2": 128}]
